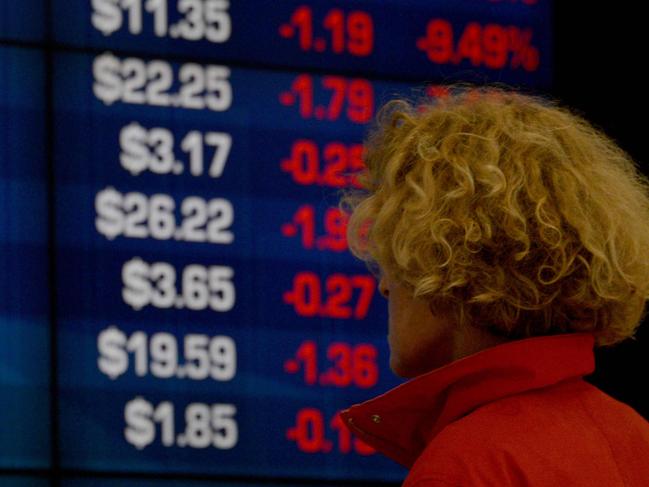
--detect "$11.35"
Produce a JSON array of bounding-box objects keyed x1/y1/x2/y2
[{"x1": 91, "y1": 0, "x2": 232, "y2": 43}]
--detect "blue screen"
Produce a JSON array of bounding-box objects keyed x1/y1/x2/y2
[
  {"x1": 0, "y1": 46, "x2": 50, "y2": 469},
  {"x1": 0, "y1": 0, "x2": 553, "y2": 483}
]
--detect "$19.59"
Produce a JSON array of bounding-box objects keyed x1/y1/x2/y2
[{"x1": 98, "y1": 325, "x2": 237, "y2": 381}]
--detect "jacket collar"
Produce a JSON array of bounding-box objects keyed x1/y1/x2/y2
[{"x1": 339, "y1": 332, "x2": 596, "y2": 468}]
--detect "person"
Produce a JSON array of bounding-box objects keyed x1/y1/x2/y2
[{"x1": 338, "y1": 86, "x2": 649, "y2": 486}]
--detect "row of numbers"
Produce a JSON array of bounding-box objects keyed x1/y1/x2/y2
[
  {"x1": 91, "y1": 2, "x2": 541, "y2": 76},
  {"x1": 94, "y1": 53, "x2": 380, "y2": 126}
]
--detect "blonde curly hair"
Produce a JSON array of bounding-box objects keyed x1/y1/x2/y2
[{"x1": 341, "y1": 85, "x2": 649, "y2": 347}]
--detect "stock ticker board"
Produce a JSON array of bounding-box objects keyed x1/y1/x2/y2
[{"x1": 0, "y1": 0, "x2": 552, "y2": 484}]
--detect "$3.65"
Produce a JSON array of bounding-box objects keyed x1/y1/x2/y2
[{"x1": 122, "y1": 258, "x2": 235, "y2": 312}]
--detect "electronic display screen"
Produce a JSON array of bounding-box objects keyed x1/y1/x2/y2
[{"x1": 0, "y1": 0, "x2": 552, "y2": 483}]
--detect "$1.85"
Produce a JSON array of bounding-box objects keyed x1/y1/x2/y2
[{"x1": 125, "y1": 397, "x2": 237, "y2": 449}]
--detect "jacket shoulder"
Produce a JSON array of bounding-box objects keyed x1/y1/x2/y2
[{"x1": 404, "y1": 380, "x2": 649, "y2": 486}]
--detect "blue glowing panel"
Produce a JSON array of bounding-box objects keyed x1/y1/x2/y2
[{"x1": 0, "y1": 47, "x2": 50, "y2": 468}]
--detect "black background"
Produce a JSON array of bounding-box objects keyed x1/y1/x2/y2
[{"x1": 554, "y1": 3, "x2": 648, "y2": 419}]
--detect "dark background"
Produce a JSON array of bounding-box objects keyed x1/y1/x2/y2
[{"x1": 554, "y1": 3, "x2": 647, "y2": 419}]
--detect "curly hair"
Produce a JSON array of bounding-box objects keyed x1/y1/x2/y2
[{"x1": 341, "y1": 85, "x2": 649, "y2": 347}]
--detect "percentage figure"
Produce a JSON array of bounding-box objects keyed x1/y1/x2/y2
[{"x1": 416, "y1": 19, "x2": 539, "y2": 72}]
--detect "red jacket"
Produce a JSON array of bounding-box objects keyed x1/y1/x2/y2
[{"x1": 340, "y1": 332, "x2": 649, "y2": 486}]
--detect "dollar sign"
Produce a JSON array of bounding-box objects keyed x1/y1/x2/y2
[
  {"x1": 124, "y1": 397, "x2": 155, "y2": 450},
  {"x1": 120, "y1": 122, "x2": 149, "y2": 175},
  {"x1": 91, "y1": 0, "x2": 123, "y2": 36},
  {"x1": 93, "y1": 52, "x2": 122, "y2": 106},
  {"x1": 95, "y1": 186, "x2": 124, "y2": 240},
  {"x1": 97, "y1": 325, "x2": 128, "y2": 379},
  {"x1": 122, "y1": 257, "x2": 152, "y2": 310}
]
